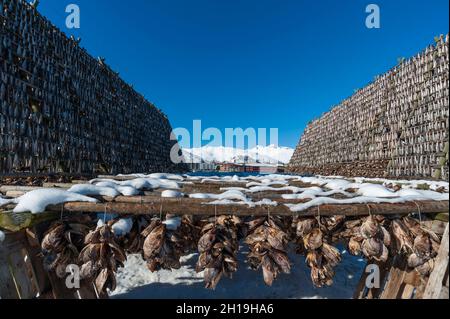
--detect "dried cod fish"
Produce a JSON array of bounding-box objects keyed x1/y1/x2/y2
[
  {"x1": 294, "y1": 217, "x2": 342, "y2": 287},
  {"x1": 41, "y1": 218, "x2": 91, "y2": 279},
  {"x1": 196, "y1": 216, "x2": 241, "y2": 289},
  {"x1": 79, "y1": 223, "x2": 126, "y2": 294},
  {"x1": 245, "y1": 216, "x2": 291, "y2": 286},
  {"x1": 141, "y1": 217, "x2": 184, "y2": 272}
]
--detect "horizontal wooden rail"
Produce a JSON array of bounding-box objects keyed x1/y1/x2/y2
[{"x1": 46, "y1": 199, "x2": 449, "y2": 217}]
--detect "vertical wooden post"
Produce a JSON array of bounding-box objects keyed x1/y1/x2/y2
[{"x1": 423, "y1": 224, "x2": 449, "y2": 299}]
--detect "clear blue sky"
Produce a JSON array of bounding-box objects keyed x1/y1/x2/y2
[{"x1": 38, "y1": 0, "x2": 449, "y2": 148}]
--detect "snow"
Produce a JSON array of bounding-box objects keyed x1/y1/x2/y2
[
  {"x1": 90, "y1": 177, "x2": 180, "y2": 191},
  {"x1": 0, "y1": 196, "x2": 14, "y2": 207},
  {"x1": 324, "y1": 180, "x2": 353, "y2": 190},
  {"x1": 112, "y1": 218, "x2": 134, "y2": 237},
  {"x1": 163, "y1": 217, "x2": 182, "y2": 230},
  {"x1": 161, "y1": 190, "x2": 184, "y2": 198},
  {"x1": 94, "y1": 182, "x2": 142, "y2": 196},
  {"x1": 110, "y1": 245, "x2": 364, "y2": 299},
  {"x1": 286, "y1": 190, "x2": 449, "y2": 212},
  {"x1": 68, "y1": 184, "x2": 121, "y2": 198},
  {"x1": 147, "y1": 173, "x2": 184, "y2": 181},
  {"x1": 182, "y1": 145, "x2": 294, "y2": 165},
  {"x1": 13, "y1": 189, "x2": 98, "y2": 214},
  {"x1": 356, "y1": 184, "x2": 398, "y2": 198},
  {"x1": 246, "y1": 180, "x2": 289, "y2": 188},
  {"x1": 189, "y1": 190, "x2": 249, "y2": 202}
]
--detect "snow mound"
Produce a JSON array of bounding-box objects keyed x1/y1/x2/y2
[
  {"x1": 161, "y1": 190, "x2": 184, "y2": 198},
  {"x1": 189, "y1": 190, "x2": 249, "y2": 202},
  {"x1": 68, "y1": 184, "x2": 120, "y2": 198},
  {"x1": 112, "y1": 218, "x2": 134, "y2": 237},
  {"x1": 94, "y1": 182, "x2": 141, "y2": 196},
  {"x1": 356, "y1": 184, "x2": 397, "y2": 198},
  {"x1": 13, "y1": 189, "x2": 98, "y2": 214}
]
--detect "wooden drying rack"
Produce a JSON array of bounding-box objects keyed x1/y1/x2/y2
[{"x1": 0, "y1": 175, "x2": 449, "y2": 299}]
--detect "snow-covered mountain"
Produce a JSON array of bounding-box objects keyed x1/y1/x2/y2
[{"x1": 182, "y1": 145, "x2": 294, "y2": 165}]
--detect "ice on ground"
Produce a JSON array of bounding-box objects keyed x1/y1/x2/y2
[
  {"x1": 68, "y1": 184, "x2": 120, "y2": 198},
  {"x1": 161, "y1": 190, "x2": 184, "y2": 198},
  {"x1": 112, "y1": 218, "x2": 134, "y2": 237},
  {"x1": 110, "y1": 245, "x2": 364, "y2": 299},
  {"x1": 13, "y1": 189, "x2": 98, "y2": 214}
]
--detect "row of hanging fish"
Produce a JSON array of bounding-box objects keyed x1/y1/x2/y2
[{"x1": 39, "y1": 214, "x2": 444, "y2": 294}]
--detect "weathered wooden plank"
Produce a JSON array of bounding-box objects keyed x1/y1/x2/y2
[
  {"x1": 380, "y1": 256, "x2": 409, "y2": 299},
  {"x1": 46, "y1": 199, "x2": 449, "y2": 217},
  {"x1": 5, "y1": 190, "x2": 26, "y2": 198},
  {"x1": 42, "y1": 183, "x2": 73, "y2": 189},
  {"x1": 423, "y1": 224, "x2": 449, "y2": 299},
  {"x1": 7, "y1": 248, "x2": 37, "y2": 299},
  {"x1": 0, "y1": 186, "x2": 41, "y2": 193},
  {"x1": 401, "y1": 284, "x2": 416, "y2": 299},
  {"x1": 0, "y1": 233, "x2": 19, "y2": 299},
  {"x1": 0, "y1": 212, "x2": 59, "y2": 232},
  {"x1": 24, "y1": 229, "x2": 52, "y2": 296}
]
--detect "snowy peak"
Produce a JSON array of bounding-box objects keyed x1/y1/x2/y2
[{"x1": 182, "y1": 145, "x2": 294, "y2": 164}]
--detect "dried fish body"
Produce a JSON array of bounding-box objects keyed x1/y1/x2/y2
[
  {"x1": 196, "y1": 216, "x2": 240, "y2": 289},
  {"x1": 348, "y1": 237, "x2": 362, "y2": 256},
  {"x1": 78, "y1": 224, "x2": 126, "y2": 294},
  {"x1": 294, "y1": 217, "x2": 343, "y2": 287},
  {"x1": 41, "y1": 220, "x2": 91, "y2": 279},
  {"x1": 391, "y1": 220, "x2": 414, "y2": 253},
  {"x1": 245, "y1": 216, "x2": 291, "y2": 286},
  {"x1": 400, "y1": 217, "x2": 441, "y2": 276},
  {"x1": 303, "y1": 228, "x2": 323, "y2": 250},
  {"x1": 141, "y1": 219, "x2": 183, "y2": 272}
]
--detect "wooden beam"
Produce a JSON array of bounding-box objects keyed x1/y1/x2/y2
[
  {"x1": 46, "y1": 199, "x2": 449, "y2": 217},
  {"x1": 423, "y1": 224, "x2": 449, "y2": 299}
]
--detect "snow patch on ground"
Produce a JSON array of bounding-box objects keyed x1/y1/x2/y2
[
  {"x1": 110, "y1": 246, "x2": 364, "y2": 299},
  {"x1": 112, "y1": 218, "x2": 134, "y2": 237},
  {"x1": 163, "y1": 217, "x2": 182, "y2": 230},
  {"x1": 0, "y1": 230, "x2": 5, "y2": 243}
]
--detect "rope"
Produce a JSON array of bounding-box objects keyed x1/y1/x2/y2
[
  {"x1": 214, "y1": 205, "x2": 217, "y2": 225},
  {"x1": 103, "y1": 203, "x2": 108, "y2": 224},
  {"x1": 60, "y1": 204, "x2": 64, "y2": 220},
  {"x1": 316, "y1": 206, "x2": 322, "y2": 228},
  {"x1": 413, "y1": 201, "x2": 422, "y2": 223},
  {"x1": 366, "y1": 204, "x2": 372, "y2": 216}
]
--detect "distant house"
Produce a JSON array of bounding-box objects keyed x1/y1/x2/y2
[
  {"x1": 186, "y1": 162, "x2": 217, "y2": 172},
  {"x1": 218, "y1": 163, "x2": 285, "y2": 174}
]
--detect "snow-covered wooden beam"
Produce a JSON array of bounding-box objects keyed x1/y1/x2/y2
[{"x1": 47, "y1": 199, "x2": 449, "y2": 217}]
